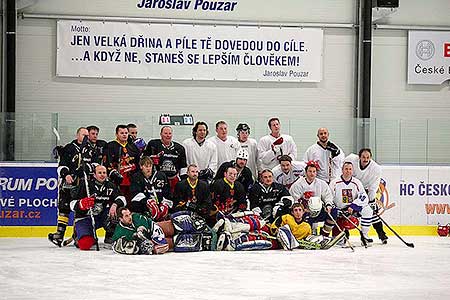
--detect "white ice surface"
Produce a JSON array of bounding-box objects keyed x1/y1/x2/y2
[{"x1": 1, "y1": 236, "x2": 450, "y2": 300}]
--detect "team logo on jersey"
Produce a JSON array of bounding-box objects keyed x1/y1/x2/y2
[
  {"x1": 341, "y1": 189, "x2": 353, "y2": 204},
  {"x1": 376, "y1": 178, "x2": 396, "y2": 215}
]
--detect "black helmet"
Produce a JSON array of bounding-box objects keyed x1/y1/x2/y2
[{"x1": 236, "y1": 123, "x2": 250, "y2": 133}]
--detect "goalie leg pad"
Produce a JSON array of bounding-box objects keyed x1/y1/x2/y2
[
  {"x1": 173, "y1": 233, "x2": 203, "y2": 252},
  {"x1": 277, "y1": 225, "x2": 300, "y2": 250},
  {"x1": 234, "y1": 234, "x2": 272, "y2": 251},
  {"x1": 171, "y1": 211, "x2": 206, "y2": 233}
]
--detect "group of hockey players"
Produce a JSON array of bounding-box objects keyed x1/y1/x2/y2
[{"x1": 48, "y1": 118, "x2": 389, "y2": 254}]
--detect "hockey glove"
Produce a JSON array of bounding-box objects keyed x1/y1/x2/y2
[
  {"x1": 146, "y1": 199, "x2": 160, "y2": 220},
  {"x1": 198, "y1": 168, "x2": 214, "y2": 180},
  {"x1": 52, "y1": 145, "x2": 65, "y2": 160},
  {"x1": 109, "y1": 170, "x2": 124, "y2": 186},
  {"x1": 79, "y1": 197, "x2": 95, "y2": 211},
  {"x1": 326, "y1": 141, "x2": 341, "y2": 158},
  {"x1": 273, "y1": 136, "x2": 284, "y2": 146},
  {"x1": 159, "y1": 203, "x2": 169, "y2": 220}
]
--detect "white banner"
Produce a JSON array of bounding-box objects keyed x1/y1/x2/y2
[
  {"x1": 56, "y1": 20, "x2": 323, "y2": 82},
  {"x1": 380, "y1": 166, "x2": 450, "y2": 225},
  {"x1": 408, "y1": 31, "x2": 450, "y2": 85}
]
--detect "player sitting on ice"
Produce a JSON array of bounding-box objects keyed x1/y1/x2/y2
[
  {"x1": 213, "y1": 210, "x2": 273, "y2": 251},
  {"x1": 270, "y1": 202, "x2": 345, "y2": 250},
  {"x1": 112, "y1": 207, "x2": 169, "y2": 255}
]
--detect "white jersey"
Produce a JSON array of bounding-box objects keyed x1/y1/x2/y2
[
  {"x1": 289, "y1": 176, "x2": 333, "y2": 207},
  {"x1": 258, "y1": 134, "x2": 297, "y2": 170},
  {"x1": 272, "y1": 161, "x2": 306, "y2": 189},
  {"x1": 345, "y1": 153, "x2": 381, "y2": 201},
  {"x1": 239, "y1": 137, "x2": 260, "y2": 178},
  {"x1": 182, "y1": 138, "x2": 218, "y2": 175},
  {"x1": 303, "y1": 142, "x2": 345, "y2": 183},
  {"x1": 329, "y1": 176, "x2": 368, "y2": 210},
  {"x1": 208, "y1": 135, "x2": 240, "y2": 167}
]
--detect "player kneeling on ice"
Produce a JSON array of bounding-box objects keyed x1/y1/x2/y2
[
  {"x1": 270, "y1": 202, "x2": 345, "y2": 250},
  {"x1": 289, "y1": 161, "x2": 338, "y2": 236},
  {"x1": 112, "y1": 207, "x2": 169, "y2": 255},
  {"x1": 213, "y1": 211, "x2": 273, "y2": 251},
  {"x1": 70, "y1": 165, "x2": 127, "y2": 250},
  {"x1": 329, "y1": 162, "x2": 373, "y2": 245}
]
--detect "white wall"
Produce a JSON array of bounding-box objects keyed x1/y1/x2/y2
[
  {"x1": 371, "y1": 0, "x2": 450, "y2": 164},
  {"x1": 11, "y1": 0, "x2": 450, "y2": 162}
]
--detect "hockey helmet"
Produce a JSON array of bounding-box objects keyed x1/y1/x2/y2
[
  {"x1": 308, "y1": 197, "x2": 322, "y2": 218},
  {"x1": 437, "y1": 224, "x2": 450, "y2": 237},
  {"x1": 236, "y1": 123, "x2": 250, "y2": 133},
  {"x1": 236, "y1": 149, "x2": 249, "y2": 160}
]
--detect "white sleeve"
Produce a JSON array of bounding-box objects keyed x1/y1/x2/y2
[
  {"x1": 367, "y1": 163, "x2": 381, "y2": 201},
  {"x1": 258, "y1": 138, "x2": 276, "y2": 168},
  {"x1": 286, "y1": 136, "x2": 298, "y2": 161},
  {"x1": 289, "y1": 182, "x2": 303, "y2": 201},
  {"x1": 321, "y1": 182, "x2": 334, "y2": 207},
  {"x1": 208, "y1": 143, "x2": 218, "y2": 174},
  {"x1": 330, "y1": 149, "x2": 345, "y2": 181},
  {"x1": 328, "y1": 179, "x2": 338, "y2": 206}
]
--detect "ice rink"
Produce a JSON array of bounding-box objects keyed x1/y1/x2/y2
[{"x1": 1, "y1": 236, "x2": 449, "y2": 300}]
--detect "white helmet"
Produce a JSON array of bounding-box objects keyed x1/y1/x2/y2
[
  {"x1": 236, "y1": 149, "x2": 249, "y2": 160},
  {"x1": 308, "y1": 196, "x2": 322, "y2": 218}
]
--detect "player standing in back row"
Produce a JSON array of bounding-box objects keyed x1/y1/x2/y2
[{"x1": 258, "y1": 117, "x2": 297, "y2": 170}]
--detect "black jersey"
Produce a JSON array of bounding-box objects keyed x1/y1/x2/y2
[
  {"x1": 143, "y1": 140, "x2": 187, "y2": 178},
  {"x1": 104, "y1": 140, "x2": 140, "y2": 186},
  {"x1": 70, "y1": 178, "x2": 125, "y2": 219},
  {"x1": 58, "y1": 139, "x2": 92, "y2": 183},
  {"x1": 214, "y1": 160, "x2": 254, "y2": 193},
  {"x1": 248, "y1": 182, "x2": 290, "y2": 221},
  {"x1": 129, "y1": 170, "x2": 171, "y2": 214},
  {"x1": 173, "y1": 178, "x2": 212, "y2": 218},
  {"x1": 84, "y1": 139, "x2": 107, "y2": 166},
  {"x1": 210, "y1": 179, "x2": 247, "y2": 214}
]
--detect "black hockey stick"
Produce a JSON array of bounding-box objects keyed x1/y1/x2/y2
[
  {"x1": 327, "y1": 211, "x2": 355, "y2": 251},
  {"x1": 378, "y1": 214, "x2": 414, "y2": 248},
  {"x1": 83, "y1": 170, "x2": 100, "y2": 251},
  {"x1": 341, "y1": 213, "x2": 370, "y2": 248}
]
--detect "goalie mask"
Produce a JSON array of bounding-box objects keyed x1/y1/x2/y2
[{"x1": 308, "y1": 197, "x2": 322, "y2": 218}]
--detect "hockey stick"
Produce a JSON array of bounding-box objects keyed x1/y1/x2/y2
[
  {"x1": 340, "y1": 213, "x2": 370, "y2": 248},
  {"x1": 83, "y1": 170, "x2": 100, "y2": 251},
  {"x1": 377, "y1": 214, "x2": 414, "y2": 248},
  {"x1": 327, "y1": 211, "x2": 356, "y2": 251}
]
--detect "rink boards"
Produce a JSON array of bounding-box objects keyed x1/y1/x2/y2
[{"x1": 1, "y1": 162, "x2": 449, "y2": 237}]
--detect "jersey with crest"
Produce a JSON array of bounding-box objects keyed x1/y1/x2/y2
[
  {"x1": 329, "y1": 176, "x2": 366, "y2": 209},
  {"x1": 143, "y1": 139, "x2": 187, "y2": 178}
]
